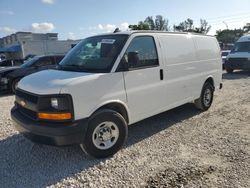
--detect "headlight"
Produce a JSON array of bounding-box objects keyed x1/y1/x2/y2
[
  {"x1": 51, "y1": 98, "x2": 59, "y2": 109},
  {"x1": 0, "y1": 77, "x2": 8, "y2": 84},
  {"x1": 37, "y1": 95, "x2": 73, "y2": 121}
]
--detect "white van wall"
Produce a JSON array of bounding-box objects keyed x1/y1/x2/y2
[
  {"x1": 158, "y1": 33, "x2": 221, "y2": 107},
  {"x1": 192, "y1": 35, "x2": 222, "y2": 96},
  {"x1": 158, "y1": 33, "x2": 199, "y2": 108}
]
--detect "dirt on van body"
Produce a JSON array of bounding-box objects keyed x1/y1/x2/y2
[{"x1": 0, "y1": 71, "x2": 249, "y2": 188}]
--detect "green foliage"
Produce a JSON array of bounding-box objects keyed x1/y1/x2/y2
[
  {"x1": 129, "y1": 15, "x2": 169, "y2": 31},
  {"x1": 216, "y1": 29, "x2": 244, "y2": 43},
  {"x1": 174, "y1": 18, "x2": 211, "y2": 34},
  {"x1": 129, "y1": 21, "x2": 150, "y2": 30},
  {"x1": 194, "y1": 19, "x2": 211, "y2": 34},
  {"x1": 243, "y1": 23, "x2": 250, "y2": 33}
]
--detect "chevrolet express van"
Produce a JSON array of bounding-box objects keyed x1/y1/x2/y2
[
  {"x1": 224, "y1": 35, "x2": 250, "y2": 73},
  {"x1": 11, "y1": 31, "x2": 222, "y2": 158}
]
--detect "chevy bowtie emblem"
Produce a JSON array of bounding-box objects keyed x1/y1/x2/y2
[{"x1": 20, "y1": 100, "x2": 26, "y2": 107}]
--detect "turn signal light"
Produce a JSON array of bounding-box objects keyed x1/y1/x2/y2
[{"x1": 38, "y1": 112, "x2": 72, "y2": 120}]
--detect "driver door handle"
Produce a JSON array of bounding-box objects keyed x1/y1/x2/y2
[{"x1": 160, "y1": 69, "x2": 164, "y2": 80}]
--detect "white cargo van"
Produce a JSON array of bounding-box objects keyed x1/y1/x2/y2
[
  {"x1": 11, "y1": 31, "x2": 222, "y2": 158},
  {"x1": 225, "y1": 35, "x2": 250, "y2": 73}
]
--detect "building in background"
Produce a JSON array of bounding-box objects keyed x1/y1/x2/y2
[{"x1": 0, "y1": 32, "x2": 80, "y2": 60}]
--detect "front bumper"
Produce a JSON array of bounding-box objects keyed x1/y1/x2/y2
[
  {"x1": 11, "y1": 106, "x2": 89, "y2": 146},
  {"x1": 224, "y1": 59, "x2": 250, "y2": 70}
]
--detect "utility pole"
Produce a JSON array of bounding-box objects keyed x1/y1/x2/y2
[{"x1": 222, "y1": 21, "x2": 228, "y2": 30}]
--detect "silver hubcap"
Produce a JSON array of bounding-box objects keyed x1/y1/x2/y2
[
  {"x1": 204, "y1": 88, "x2": 212, "y2": 107},
  {"x1": 92, "y1": 121, "x2": 119, "y2": 150}
]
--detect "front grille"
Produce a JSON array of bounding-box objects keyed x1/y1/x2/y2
[
  {"x1": 228, "y1": 58, "x2": 248, "y2": 64},
  {"x1": 16, "y1": 103, "x2": 37, "y2": 120},
  {"x1": 16, "y1": 89, "x2": 38, "y2": 104},
  {"x1": 15, "y1": 89, "x2": 38, "y2": 120}
]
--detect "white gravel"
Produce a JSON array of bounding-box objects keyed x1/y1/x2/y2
[{"x1": 0, "y1": 71, "x2": 249, "y2": 188}]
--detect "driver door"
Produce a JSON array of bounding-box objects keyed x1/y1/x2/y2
[{"x1": 121, "y1": 35, "x2": 166, "y2": 123}]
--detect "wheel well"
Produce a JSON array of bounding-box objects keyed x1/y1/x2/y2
[
  {"x1": 96, "y1": 103, "x2": 129, "y2": 124},
  {"x1": 205, "y1": 77, "x2": 215, "y2": 90}
]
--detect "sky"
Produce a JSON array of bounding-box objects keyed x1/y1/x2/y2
[{"x1": 0, "y1": 0, "x2": 250, "y2": 40}]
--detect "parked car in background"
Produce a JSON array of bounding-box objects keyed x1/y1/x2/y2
[
  {"x1": 0, "y1": 54, "x2": 64, "y2": 93},
  {"x1": 221, "y1": 50, "x2": 230, "y2": 69},
  {"x1": 24, "y1": 54, "x2": 36, "y2": 61},
  {"x1": 224, "y1": 35, "x2": 250, "y2": 73},
  {"x1": 0, "y1": 59, "x2": 23, "y2": 67},
  {"x1": 11, "y1": 31, "x2": 222, "y2": 158}
]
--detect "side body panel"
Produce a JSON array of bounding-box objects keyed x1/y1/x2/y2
[
  {"x1": 157, "y1": 33, "x2": 198, "y2": 108},
  {"x1": 191, "y1": 35, "x2": 222, "y2": 98},
  {"x1": 122, "y1": 33, "x2": 222, "y2": 124}
]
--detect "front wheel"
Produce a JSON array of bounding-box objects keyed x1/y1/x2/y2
[
  {"x1": 80, "y1": 109, "x2": 128, "y2": 158},
  {"x1": 194, "y1": 82, "x2": 214, "y2": 111}
]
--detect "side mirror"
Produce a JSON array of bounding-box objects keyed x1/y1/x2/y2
[{"x1": 128, "y1": 51, "x2": 139, "y2": 68}]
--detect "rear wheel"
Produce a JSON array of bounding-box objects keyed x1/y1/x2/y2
[
  {"x1": 11, "y1": 78, "x2": 21, "y2": 94},
  {"x1": 194, "y1": 82, "x2": 214, "y2": 111},
  {"x1": 80, "y1": 109, "x2": 128, "y2": 158}
]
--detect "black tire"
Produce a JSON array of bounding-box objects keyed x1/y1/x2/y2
[
  {"x1": 80, "y1": 109, "x2": 128, "y2": 158},
  {"x1": 11, "y1": 78, "x2": 21, "y2": 94},
  {"x1": 194, "y1": 82, "x2": 214, "y2": 111},
  {"x1": 226, "y1": 68, "x2": 233, "y2": 73}
]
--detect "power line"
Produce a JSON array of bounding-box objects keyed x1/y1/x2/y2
[
  {"x1": 190, "y1": 12, "x2": 250, "y2": 22},
  {"x1": 208, "y1": 16, "x2": 250, "y2": 24},
  {"x1": 204, "y1": 12, "x2": 250, "y2": 22}
]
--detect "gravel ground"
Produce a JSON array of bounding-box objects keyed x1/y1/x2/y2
[{"x1": 0, "y1": 71, "x2": 249, "y2": 188}]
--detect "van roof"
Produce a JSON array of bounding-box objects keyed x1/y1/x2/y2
[
  {"x1": 237, "y1": 35, "x2": 250, "y2": 42},
  {"x1": 93, "y1": 30, "x2": 216, "y2": 38}
]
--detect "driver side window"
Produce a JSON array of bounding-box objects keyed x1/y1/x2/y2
[{"x1": 123, "y1": 36, "x2": 159, "y2": 70}]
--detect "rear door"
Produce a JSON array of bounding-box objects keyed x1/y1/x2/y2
[{"x1": 121, "y1": 34, "x2": 166, "y2": 123}]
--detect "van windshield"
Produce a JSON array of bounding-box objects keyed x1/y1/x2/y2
[
  {"x1": 232, "y1": 41, "x2": 250, "y2": 53},
  {"x1": 59, "y1": 35, "x2": 128, "y2": 73}
]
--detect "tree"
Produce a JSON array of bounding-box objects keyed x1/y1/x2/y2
[
  {"x1": 129, "y1": 15, "x2": 169, "y2": 31},
  {"x1": 216, "y1": 29, "x2": 244, "y2": 44},
  {"x1": 194, "y1": 19, "x2": 211, "y2": 34},
  {"x1": 174, "y1": 18, "x2": 194, "y2": 32},
  {"x1": 174, "y1": 18, "x2": 211, "y2": 34},
  {"x1": 129, "y1": 21, "x2": 150, "y2": 30},
  {"x1": 243, "y1": 23, "x2": 250, "y2": 33},
  {"x1": 155, "y1": 15, "x2": 169, "y2": 30}
]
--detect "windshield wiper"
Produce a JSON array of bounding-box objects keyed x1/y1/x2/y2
[{"x1": 58, "y1": 64, "x2": 92, "y2": 72}]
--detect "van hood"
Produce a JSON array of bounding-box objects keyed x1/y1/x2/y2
[{"x1": 18, "y1": 69, "x2": 96, "y2": 95}]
